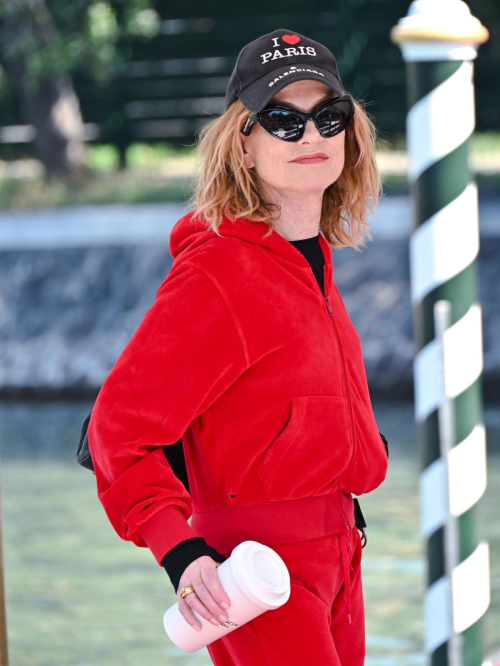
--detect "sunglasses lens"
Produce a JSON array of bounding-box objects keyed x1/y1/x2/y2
[
  {"x1": 260, "y1": 109, "x2": 304, "y2": 141},
  {"x1": 316, "y1": 100, "x2": 353, "y2": 137},
  {"x1": 257, "y1": 98, "x2": 354, "y2": 141}
]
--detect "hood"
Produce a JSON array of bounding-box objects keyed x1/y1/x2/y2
[{"x1": 169, "y1": 208, "x2": 334, "y2": 274}]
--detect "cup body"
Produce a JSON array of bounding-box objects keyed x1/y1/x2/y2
[{"x1": 163, "y1": 540, "x2": 291, "y2": 652}]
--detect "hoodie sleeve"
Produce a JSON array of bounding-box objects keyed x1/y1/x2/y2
[{"x1": 88, "y1": 262, "x2": 249, "y2": 565}]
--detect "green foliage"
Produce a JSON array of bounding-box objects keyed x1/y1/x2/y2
[
  {"x1": 126, "y1": 142, "x2": 196, "y2": 166},
  {"x1": 472, "y1": 132, "x2": 500, "y2": 155},
  {"x1": 0, "y1": 0, "x2": 161, "y2": 90}
]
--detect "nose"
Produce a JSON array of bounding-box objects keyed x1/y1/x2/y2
[{"x1": 300, "y1": 118, "x2": 323, "y2": 141}]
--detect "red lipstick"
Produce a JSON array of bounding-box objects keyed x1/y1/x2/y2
[{"x1": 290, "y1": 153, "x2": 329, "y2": 164}]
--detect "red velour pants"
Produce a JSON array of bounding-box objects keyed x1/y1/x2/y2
[{"x1": 206, "y1": 525, "x2": 365, "y2": 666}]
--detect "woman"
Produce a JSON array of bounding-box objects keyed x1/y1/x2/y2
[{"x1": 88, "y1": 28, "x2": 389, "y2": 666}]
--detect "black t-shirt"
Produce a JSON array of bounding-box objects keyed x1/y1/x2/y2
[{"x1": 288, "y1": 233, "x2": 325, "y2": 295}]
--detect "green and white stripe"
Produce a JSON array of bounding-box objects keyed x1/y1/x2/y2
[{"x1": 391, "y1": 3, "x2": 490, "y2": 665}]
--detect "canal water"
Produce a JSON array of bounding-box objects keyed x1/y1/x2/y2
[{"x1": 0, "y1": 398, "x2": 498, "y2": 666}]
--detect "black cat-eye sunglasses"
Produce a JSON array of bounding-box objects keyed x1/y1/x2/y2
[{"x1": 240, "y1": 94, "x2": 355, "y2": 143}]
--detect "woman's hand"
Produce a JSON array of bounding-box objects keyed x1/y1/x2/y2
[{"x1": 177, "y1": 556, "x2": 231, "y2": 631}]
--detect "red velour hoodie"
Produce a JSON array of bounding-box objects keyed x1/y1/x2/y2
[{"x1": 88, "y1": 210, "x2": 389, "y2": 569}]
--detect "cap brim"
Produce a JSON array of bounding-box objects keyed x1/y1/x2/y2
[{"x1": 238, "y1": 64, "x2": 344, "y2": 114}]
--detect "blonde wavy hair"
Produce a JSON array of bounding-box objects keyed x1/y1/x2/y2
[{"x1": 185, "y1": 94, "x2": 383, "y2": 251}]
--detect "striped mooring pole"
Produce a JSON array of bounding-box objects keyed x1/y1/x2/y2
[{"x1": 390, "y1": 3, "x2": 491, "y2": 666}]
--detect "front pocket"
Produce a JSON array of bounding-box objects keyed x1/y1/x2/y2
[
  {"x1": 257, "y1": 395, "x2": 353, "y2": 502},
  {"x1": 338, "y1": 398, "x2": 389, "y2": 496}
]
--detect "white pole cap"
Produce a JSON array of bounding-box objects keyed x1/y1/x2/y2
[{"x1": 391, "y1": 0, "x2": 489, "y2": 61}]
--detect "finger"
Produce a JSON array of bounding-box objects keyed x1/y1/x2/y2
[
  {"x1": 185, "y1": 575, "x2": 228, "y2": 625},
  {"x1": 200, "y1": 562, "x2": 231, "y2": 611},
  {"x1": 178, "y1": 596, "x2": 203, "y2": 631}
]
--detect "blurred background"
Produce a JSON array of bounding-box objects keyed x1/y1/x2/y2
[{"x1": 0, "y1": 1, "x2": 498, "y2": 665}]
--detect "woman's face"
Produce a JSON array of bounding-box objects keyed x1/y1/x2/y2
[{"x1": 240, "y1": 79, "x2": 346, "y2": 197}]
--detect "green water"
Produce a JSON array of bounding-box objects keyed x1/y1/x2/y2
[{"x1": 0, "y1": 399, "x2": 498, "y2": 666}]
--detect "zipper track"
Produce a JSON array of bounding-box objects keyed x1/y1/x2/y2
[
  {"x1": 324, "y1": 294, "x2": 355, "y2": 456},
  {"x1": 297, "y1": 258, "x2": 356, "y2": 534}
]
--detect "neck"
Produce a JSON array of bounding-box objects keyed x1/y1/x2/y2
[{"x1": 258, "y1": 180, "x2": 323, "y2": 241}]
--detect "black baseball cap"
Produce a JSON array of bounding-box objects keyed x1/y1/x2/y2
[{"x1": 224, "y1": 28, "x2": 345, "y2": 114}]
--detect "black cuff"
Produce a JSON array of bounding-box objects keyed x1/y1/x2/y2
[
  {"x1": 379, "y1": 431, "x2": 389, "y2": 459},
  {"x1": 353, "y1": 498, "x2": 367, "y2": 529},
  {"x1": 161, "y1": 537, "x2": 228, "y2": 594}
]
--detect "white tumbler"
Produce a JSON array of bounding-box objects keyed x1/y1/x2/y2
[{"x1": 163, "y1": 539, "x2": 291, "y2": 652}]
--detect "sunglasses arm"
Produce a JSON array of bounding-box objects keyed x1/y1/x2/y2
[{"x1": 241, "y1": 114, "x2": 259, "y2": 136}]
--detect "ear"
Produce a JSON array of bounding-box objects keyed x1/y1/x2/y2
[{"x1": 242, "y1": 149, "x2": 255, "y2": 170}]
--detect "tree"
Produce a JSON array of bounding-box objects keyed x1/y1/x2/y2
[{"x1": 0, "y1": 0, "x2": 158, "y2": 178}]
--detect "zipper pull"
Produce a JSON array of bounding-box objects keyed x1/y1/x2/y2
[
  {"x1": 325, "y1": 296, "x2": 334, "y2": 317},
  {"x1": 346, "y1": 523, "x2": 352, "y2": 551}
]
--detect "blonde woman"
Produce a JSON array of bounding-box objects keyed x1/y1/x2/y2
[{"x1": 89, "y1": 28, "x2": 389, "y2": 666}]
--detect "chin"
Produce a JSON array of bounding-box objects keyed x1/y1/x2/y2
[
  {"x1": 293, "y1": 174, "x2": 333, "y2": 188},
  {"x1": 291, "y1": 183, "x2": 329, "y2": 195}
]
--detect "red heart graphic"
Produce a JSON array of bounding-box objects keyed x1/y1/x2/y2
[{"x1": 282, "y1": 35, "x2": 300, "y2": 45}]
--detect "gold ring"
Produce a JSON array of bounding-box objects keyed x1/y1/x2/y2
[{"x1": 179, "y1": 585, "x2": 196, "y2": 599}]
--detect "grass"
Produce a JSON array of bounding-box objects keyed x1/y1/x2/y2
[
  {"x1": 0, "y1": 169, "x2": 195, "y2": 209},
  {"x1": 0, "y1": 134, "x2": 499, "y2": 210}
]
